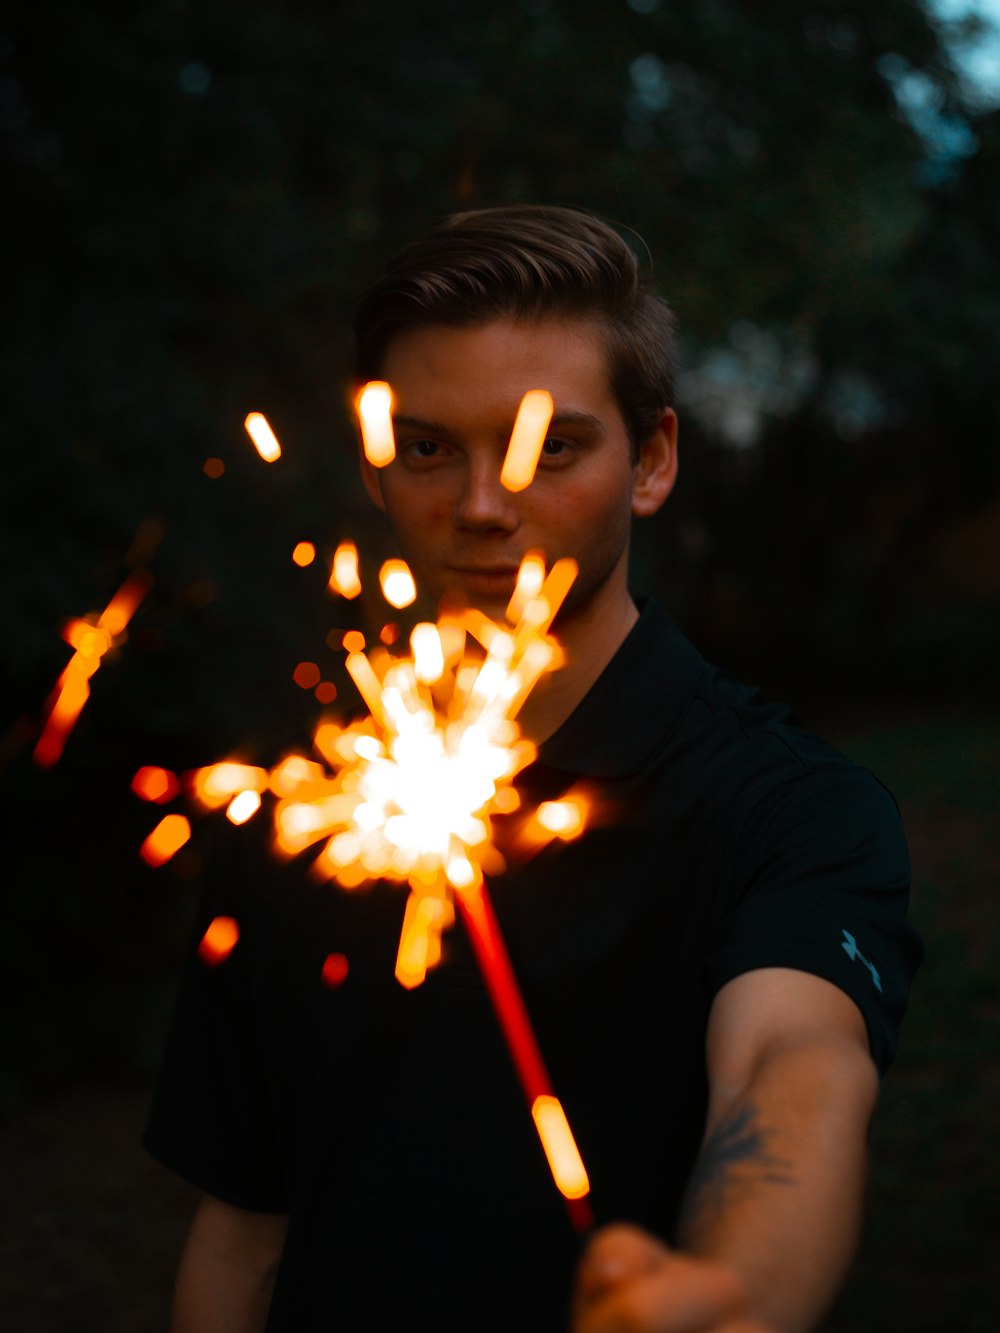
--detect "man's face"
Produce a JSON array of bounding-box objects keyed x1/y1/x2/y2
[{"x1": 361, "y1": 317, "x2": 672, "y2": 624}]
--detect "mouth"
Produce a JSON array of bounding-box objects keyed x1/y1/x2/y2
[{"x1": 446, "y1": 566, "x2": 520, "y2": 600}]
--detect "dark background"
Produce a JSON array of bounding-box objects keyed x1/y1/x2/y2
[{"x1": 2, "y1": 1, "x2": 998, "y2": 1328}]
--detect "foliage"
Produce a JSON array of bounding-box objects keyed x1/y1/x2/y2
[{"x1": 2, "y1": 0, "x2": 997, "y2": 1099}]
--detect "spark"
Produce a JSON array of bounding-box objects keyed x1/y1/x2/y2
[
  {"x1": 191, "y1": 762, "x2": 269, "y2": 809},
  {"x1": 531, "y1": 1095, "x2": 591, "y2": 1201},
  {"x1": 293, "y1": 661, "x2": 322, "y2": 690},
  {"x1": 379, "y1": 559, "x2": 417, "y2": 609},
  {"x1": 198, "y1": 916, "x2": 239, "y2": 966},
  {"x1": 245, "y1": 412, "x2": 282, "y2": 462},
  {"x1": 501, "y1": 390, "x2": 555, "y2": 492},
  {"x1": 321, "y1": 952, "x2": 349, "y2": 987},
  {"x1": 536, "y1": 798, "x2": 586, "y2": 839},
  {"x1": 357, "y1": 381, "x2": 396, "y2": 467},
  {"x1": 132, "y1": 766, "x2": 180, "y2": 804},
  {"x1": 330, "y1": 541, "x2": 362, "y2": 599},
  {"x1": 292, "y1": 541, "x2": 316, "y2": 568},
  {"x1": 34, "y1": 570, "x2": 152, "y2": 768},
  {"x1": 140, "y1": 813, "x2": 192, "y2": 867},
  {"x1": 227, "y1": 789, "x2": 262, "y2": 825}
]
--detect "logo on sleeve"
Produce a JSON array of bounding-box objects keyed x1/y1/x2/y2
[{"x1": 841, "y1": 929, "x2": 883, "y2": 993}]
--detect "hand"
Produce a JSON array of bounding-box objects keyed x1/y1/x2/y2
[{"x1": 571, "y1": 1223, "x2": 773, "y2": 1333}]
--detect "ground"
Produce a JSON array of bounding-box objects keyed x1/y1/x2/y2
[{"x1": 2, "y1": 703, "x2": 997, "y2": 1331}]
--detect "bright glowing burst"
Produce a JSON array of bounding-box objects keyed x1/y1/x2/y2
[
  {"x1": 189, "y1": 553, "x2": 579, "y2": 989},
  {"x1": 292, "y1": 541, "x2": 316, "y2": 568}
]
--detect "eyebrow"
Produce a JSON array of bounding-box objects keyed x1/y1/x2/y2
[
  {"x1": 392, "y1": 415, "x2": 457, "y2": 438},
  {"x1": 548, "y1": 410, "x2": 604, "y2": 433},
  {"x1": 391, "y1": 410, "x2": 606, "y2": 437}
]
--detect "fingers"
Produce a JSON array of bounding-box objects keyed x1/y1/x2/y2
[
  {"x1": 575, "y1": 1223, "x2": 671, "y2": 1303},
  {"x1": 572, "y1": 1223, "x2": 756, "y2": 1333}
]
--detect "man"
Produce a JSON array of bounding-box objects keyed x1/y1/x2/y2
[{"x1": 147, "y1": 206, "x2": 921, "y2": 1332}]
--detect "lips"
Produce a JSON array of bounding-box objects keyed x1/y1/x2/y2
[{"x1": 446, "y1": 566, "x2": 520, "y2": 599}]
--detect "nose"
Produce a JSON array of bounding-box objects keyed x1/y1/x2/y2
[{"x1": 453, "y1": 452, "x2": 520, "y2": 533}]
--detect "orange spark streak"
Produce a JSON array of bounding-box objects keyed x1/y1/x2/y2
[
  {"x1": 198, "y1": 916, "x2": 239, "y2": 966},
  {"x1": 379, "y1": 559, "x2": 417, "y2": 609},
  {"x1": 536, "y1": 798, "x2": 586, "y2": 839},
  {"x1": 226, "y1": 789, "x2": 262, "y2": 825},
  {"x1": 506, "y1": 550, "x2": 546, "y2": 623},
  {"x1": 531, "y1": 1095, "x2": 591, "y2": 1200},
  {"x1": 330, "y1": 541, "x2": 362, "y2": 599},
  {"x1": 245, "y1": 412, "x2": 282, "y2": 462},
  {"x1": 140, "y1": 813, "x2": 192, "y2": 867},
  {"x1": 34, "y1": 570, "x2": 152, "y2": 768},
  {"x1": 192, "y1": 763, "x2": 269, "y2": 808},
  {"x1": 456, "y1": 876, "x2": 592, "y2": 1230},
  {"x1": 500, "y1": 390, "x2": 554, "y2": 493},
  {"x1": 357, "y1": 382, "x2": 395, "y2": 467}
]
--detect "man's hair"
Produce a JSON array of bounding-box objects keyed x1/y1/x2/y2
[{"x1": 353, "y1": 205, "x2": 678, "y2": 453}]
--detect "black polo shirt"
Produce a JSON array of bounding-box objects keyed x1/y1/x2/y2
[{"x1": 145, "y1": 599, "x2": 920, "y2": 1332}]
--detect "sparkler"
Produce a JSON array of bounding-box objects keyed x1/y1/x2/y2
[
  {"x1": 139, "y1": 391, "x2": 592, "y2": 1223},
  {"x1": 34, "y1": 570, "x2": 152, "y2": 768},
  {"x1": 174, "y1": 549, "x2": 593, "y2": 1225}
]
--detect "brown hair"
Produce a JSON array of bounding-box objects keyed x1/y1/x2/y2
[{"x1": 353, "y1": 205, "x2": 678, "y2": 453}]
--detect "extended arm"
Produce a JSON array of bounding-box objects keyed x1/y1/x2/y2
[
  {"x1": 573, "y1": 967, "x2": 879, "y2": 1333},
  {"x1": 170, "y1": 1194, "x2": 289, "y2": 1333}
]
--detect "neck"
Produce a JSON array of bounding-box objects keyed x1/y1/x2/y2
[{"x1": 515, "y1": 582, "x2": 639, "y2": 745}]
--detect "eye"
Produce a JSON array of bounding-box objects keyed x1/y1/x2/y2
[
  {"x1": 401, "y1": 439, "x2": 450, "y2": 466},
  {"x1": 540, "y1": 437, "x2": 574, "y2": 459}
]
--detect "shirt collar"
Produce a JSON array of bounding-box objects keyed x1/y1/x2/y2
[{"x1": 536, "y1": 598, "x2": 706, "y2": 778}]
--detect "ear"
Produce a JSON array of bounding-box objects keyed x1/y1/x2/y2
[
  {"x1": 631, "y1": 409, "x2": 678, "y2": 517},
  {"x1": 358, "y1": 439, "x2": 388, "y2": 513}
]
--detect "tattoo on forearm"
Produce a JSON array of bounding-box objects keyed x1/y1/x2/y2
[{"x1": 679, "y1": 1100, "x2": 796, "y2": 1235}]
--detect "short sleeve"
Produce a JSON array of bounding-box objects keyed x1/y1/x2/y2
[
  {"x1": 143, "y1": 824, "x2": 288, "y2": 1211},
  {"x1": 709, "y1": 765, "x2": 922, "y2": 1072}
]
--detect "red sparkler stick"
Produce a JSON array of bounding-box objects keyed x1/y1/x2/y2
[{"x1": 456, "y1": 874, "x2": 593, "y2": 1233}]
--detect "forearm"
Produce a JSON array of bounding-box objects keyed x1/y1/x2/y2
[
  {"x1": 677, "y1": 1035, "x2": 878, "y2": 1333},
  {"x1": 170, "y1": 1195, "x2": 288, "y2": 1333}
]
